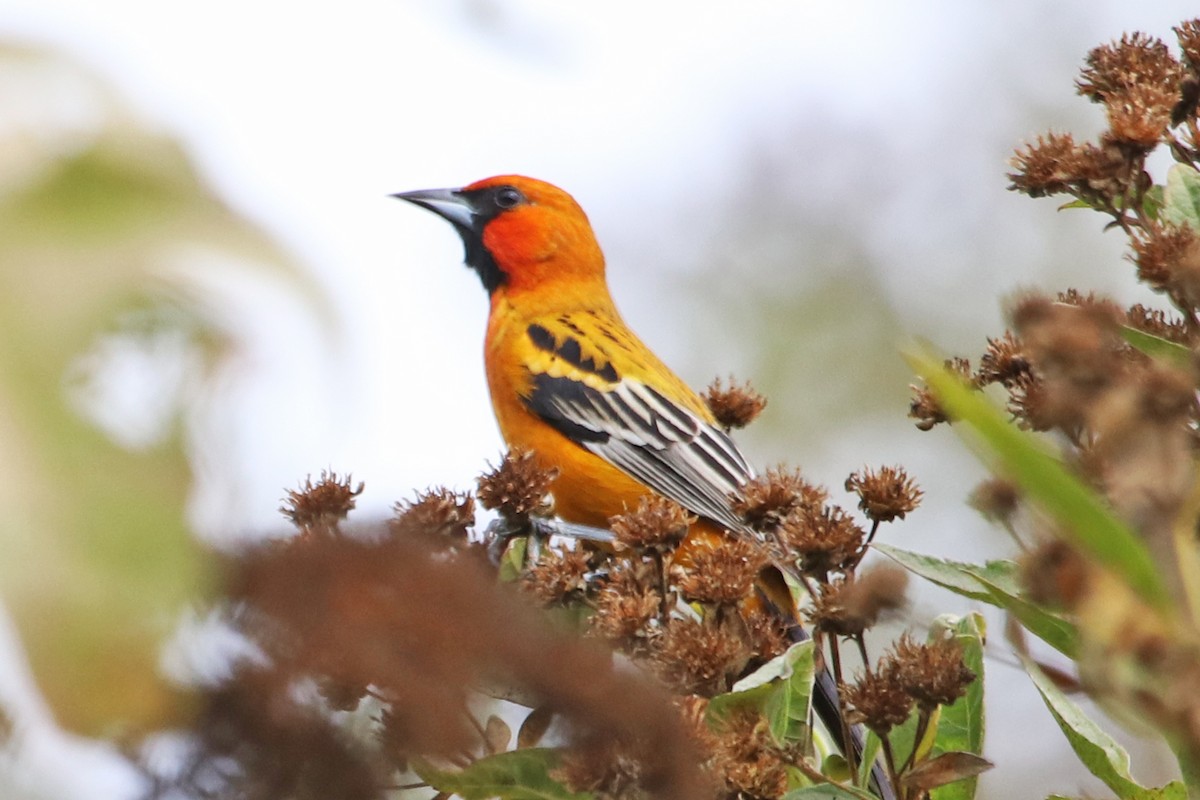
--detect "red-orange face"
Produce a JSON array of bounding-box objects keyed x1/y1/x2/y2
[{"x1": 394, "y1": 175, "x2": 605, "y2": 296}]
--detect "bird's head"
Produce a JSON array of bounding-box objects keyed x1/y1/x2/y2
[{"x1": 393, "y1": 175, "x2": 606, "y2": 297}]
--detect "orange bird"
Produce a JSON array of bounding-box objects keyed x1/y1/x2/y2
[
  {"x1": 393, "y1": 176, "x2": 890, "y2": 798},
  {"x1": 393, "y1": 176, "x2": 755, "y2": 536}
]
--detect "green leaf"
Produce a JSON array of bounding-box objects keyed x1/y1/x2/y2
[
  {"x1": 856, "y1": 729, "x2": 884, "y2": 789},
  {"x1": 905, "y1": 348, "x2": 1168, "y2": 608},
  {"x1": 783, "y1": 782, "x2": 877, "y2": 799},
  {"x1": 1163, "y1": 163, "x2": 1200, "y2": 232},
  {"x1": 1020, "y1": 654, "x2": 1146, "y2": 799},
  {"x1": 872, "y1": 543, "x2": 1017, "y2": 604},
  {"x1": 418, "y1": 749, "x2": 592, "y2": 800},
  {"x1": 1118, "y1": 325, "x2": 1192, "y2": 368},
  {"x1": 929, "y1": 614, "x2": 988, "y2": 800},
  {"x1": 498, "y1": 536, "x2": 529, "y2": 583},
  {"x1": 873, "y1": 544, "x2": 1078, "y2": 657},
  {"x1": 709, "y1": 640, "x2": 815, "y2": 746},
  {"x1": 1142, "y1": 184, "x2": 1165, "y2": 221},
  {"x1": 0, "y1": 45, "x2": 328, "y2": 735},
  {"x1": 971, "y1": 576, "x2": 1079, "y2": 659}
]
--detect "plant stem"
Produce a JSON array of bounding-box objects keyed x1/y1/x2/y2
[{"x1": 826, "y1": 636, "x2": 859, "y2": 780}]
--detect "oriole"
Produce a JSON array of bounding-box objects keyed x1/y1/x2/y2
[{"x1": 393, "y1": 176, "x2": 890, "y2": 798}]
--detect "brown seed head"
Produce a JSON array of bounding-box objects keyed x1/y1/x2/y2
[
  {"x1": 390, "y1": 488, "x2": 475, "y2": 539},
  {"x1": 778, "y1": 504, "x2": 866, "y2": 577},
  {"x1": 590, "y1": 565, "x2": 662, "y2": 649},
  {"x1": 845, "y1": 464, "x2": 923, "y2": 523},
  {"x1": 702, "y1": 376, "x2": 768, "y2": 431},
  {"x1": 610, "y1": 495, "x2": 695, "y2": 553},
  {"x1": 741, "y1": 605, "x2": 790, "y2": 661},
  {"x1": 280, "y1": 471, "x2": 364, "y2": 536},
  {"x1": 555, "y1": 736, "x2": 647, "y2": 800},
  {"x1": 1008, "y1": 132, "x2": 1087, "y2": 197},
  {"x1": 976, "y1": 331, "x2": 1031, "y2": 388},
  {"x1": 1177, "y1": 20, "x2": 1200, "y2": 70},
  {"x1": 476, "y1": 449, "x2": 558, "y2": 520},
  {"x1": 909, "y1": 357, "x2": 972, "y2": 431},
  {"x1": 653, "y1": 617, "x2": 750, "y2": 697},
  {"x1": 709, "y1": 707, "x2": 791, "y2": 799},
  {"x1": 523, "y1": 546, "x2": 592, "y2": 605},
  {"x1": 1077, "y1": 33, "x2": 1182, "y2": 105},
  {"x1": 1126, "y1": 303, "x2": 1189, "y2": 343},
  {"x1": 968, "y1": 478, "x2": 1021, "y2": 525},
  {"x1": 808, "y1": 566, "x2": 909, "y2": 637},
  {"x1": 842, "y1": 660, "x2": 914, "y2": 736},
  {"x1": 1130, "y1": 222, "x2": 1200, "y2": 308},
  {"x1": 1020, "y1": 539, "x2": 1091, "y2": 610},
  {"x1": 731, "y1": 467, "x2": 828, "y2": 532},
  {"x1": 892, "y1": 633, "x2": 976, "y2": 713},
  {"x1": 672, "y1": 537, "x2": 767, "y2": 606}
]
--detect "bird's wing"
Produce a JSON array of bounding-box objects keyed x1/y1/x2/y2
[{"x1": 517, "y1": 312, "x2": 754, "y2": 532}]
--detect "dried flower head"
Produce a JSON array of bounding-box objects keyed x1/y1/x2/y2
[
  {"x1": 523, "y1": 545, "x2": 592, "y2": 605},
  {"x1": 1077, "y1": 33, "x2": 1182, "y2": 105},
  {"x1": 741, "y1": 606, "x2": 790, "y2": 661},
  {"x1": 1177, "y1": 19, "x2": 1200, "y2": 71},
  {"x1": 845, "y1": 465, "x2": 923, "y2": 523},
  {"x1": 968, "y1": 478, "x2": 1021, "y2": 525},
  {"x1": 731, "y1": 467, "x2": 828, "y2": 532},
  {"x1": 653, "y1": 617, "x2": 749, "y2": 697},
  {"x1": 1125, "y1": 303, "x2": 1189, "y2": 343},
  {"x1": 610, "y1": 495, "x2": 695, "y2": 553},
  {"x1": 1020, "y1": 539, "x2": 1091, "y2": 609},
  {"x1": 390, "y1": 487, "x2": 475, "y2": 539},
  {"x1": 976, "y1": 331, "x2": 1031, "y2": 387},
  {"x1": 280, "y1": 471, "x2": 364, "y2": 536},
  {"x1": 556, "y1": 735, "x2": 647, "y2": 800},
  {"x1": 892, "y1": 633, "x2": 976, "y2": 712},
  {"x1": 672, "y1": 537, "x2": 767, "y2": 606},
  {"x1": 1008, "y1": 132, "x2": 1086, "y2": 197},
  {"x1": 842, "y1": 661, "x2": 914, "y2": 736},
  {"x1": 778, "y1": 505, "x2": 866, "y2": 577},
  {"x1": 909, "y1": 357, "x2": 973, "y2": 431},
  {"x1": 476, "y1": 449, "x2": 558, "y2": 520},
  {"x1": 702, "y1": 376, "x2": 768, "y2": 431},
  {"x1": 708, "y1": 707, "x2": 791, "y2": 799},
  {"x1": 590, "y1": 565, "x2": 662, "y2": 648},
  {"x1": 1130, "y1": 222, "x2": 1200, "y2": 309},
  {"x1": 808, "y1": 567, "x2": 909, "y2": 637}
]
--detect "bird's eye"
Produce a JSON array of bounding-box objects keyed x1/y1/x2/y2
[{"x1": 495, "y1": 187, "x2": 526, "y2": 209}]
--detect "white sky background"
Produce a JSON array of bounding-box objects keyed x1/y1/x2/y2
[{"x1": 2, "y1": 1, "x2": 1199, "y2": 797}]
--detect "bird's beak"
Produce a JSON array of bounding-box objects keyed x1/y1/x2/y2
[{"x1": 391, "y1": 187, "x2": 477, "y2": 231}]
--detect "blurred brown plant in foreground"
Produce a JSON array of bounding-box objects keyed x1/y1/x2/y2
[
  {"x1": 146, "y1": 426, "x2": 952, "y2": 800},
  {"x1": 910, "y1": 18, "x2": 1200, "y2": 781}
]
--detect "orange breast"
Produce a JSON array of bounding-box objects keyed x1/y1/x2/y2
[{"x1": 484, "y1": 308, "x2": 649, "y2": 526}]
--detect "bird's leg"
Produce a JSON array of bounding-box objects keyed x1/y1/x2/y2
[{"x1": 483, "y1": 516, "x2": 615, "y2": 565}]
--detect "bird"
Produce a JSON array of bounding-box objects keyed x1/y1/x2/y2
[{"x1": 393, "y1": 175, "x2": 892, "y2": 798}]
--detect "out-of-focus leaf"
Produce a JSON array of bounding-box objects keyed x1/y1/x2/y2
[
  {"x1": 418, "y1": 749, "x2": 590, "y2": 800},
  {"x1": 1118, "y1": 326, "x2": 1191, "y2": 368},
  {"x1": 905, "y1": 348, "x2": 1168, "y2": 608},
  {"x1": 929, "y1": 614, "x2": 987, "y2": 800},
  {"x1": 485, "y1": 715, "x2": 512, "y2": 755},
  {"x1": 0, "y1": 44, "x2": 331, "y2": 735},
  {"x1": 517, "y1": 706, "x2": 555, "y2": 749},
  {"x1": 1163, "y1": 163, "x2": 1200, "y2": 232}
]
